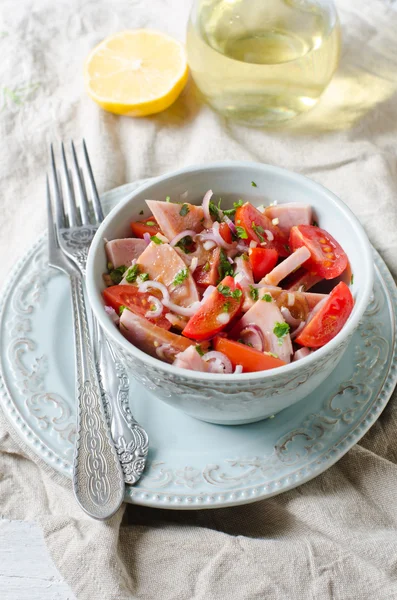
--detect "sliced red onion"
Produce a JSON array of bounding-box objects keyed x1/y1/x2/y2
[
  {"x1": 240, "y1": 324, "x2": 265, "y2": 351},
  {"x1": 202, "y1": 285, "x2": 216, "y2": 303},
  {"x1": 145, "y1": 295, "x2": 163, "y2": 318},
  {"x1": 163, "y1": 299, "x2": 201, "y2": 317},
  {"x1": 291, "y1": 321, "x2": 306, "y2": 340},
  {"x1": 138, "y1": 280, "x2": 170, "y2": 301},
  {"x1": 143, "y1": 232, "x2": 151, "y2": 245},
  {"x1": 155, "y1": 343, "x2": 174, "y2": 361},
  {"x1": 264, "y1": 229, "x2": 274, "y2": 241},
  {"x1": 212, "y1": 221, "x2": 234, "y2": 250},
  {"x1": 224, "y1": 215, "x2": 237, "y2": 236},
  {"x1": 293, "y1": 347, "x2": 311, "y2": 362},
  {"x1": 305, "y1": 296, "x2": 328, "y2": 325},
  {"x1": 165, "y1": 313, "x2": 186, "y2": 327},
  {"x1": 234, "y1": 272, "x2": 245, "y2": 284},
  {"x1": 202, "y1": 190, "x2": 213, "y2": 223},
  {"x1": 170, "y1": 229, "x2": 198, "y2": 247},
  {"x1": 203, "y1": 240, "x2": 217, "y2": 251},
  {"x1": 281, "y1": 306, "x2": 302, "y2": 329},
  {"x1": 227, "y1": 256, "x2": 234, "y2": 265},
  {"x1": 234, "y1": 364, "x2": 243, "y2": 374},
  {"x1": 104, "y1": 305, "x2": 119, "y2": 325},
  {"x1": 189, "y1": 256, "x2": 198, "y2": 273},
  {"x1": 249, "y1": 240, "x2": 258, "y2": 248},
  {"x1": 203, "y1": 351, "x2": 233, "y2": 374},
  {"x1": 236, "y1": 242, "x2": 249, "y2": 253}
]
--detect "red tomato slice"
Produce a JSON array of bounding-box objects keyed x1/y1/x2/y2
[
  {"x1": 289, "y1": 225, "x2": 348, "y2": 280},
  {"x1": 103, "y1": 285, "x2": 171, "y2": 330},
  {"x1": 182, "y1": 275, "x2": 243, "y2": 341},
  {"x1": 213, "y1": 337, "x2": 286, "y2": 372},
  {"x1": 295, "y1": 282, "x2": 354, "y2": 348},
  {"x1": 249, "y1": 248, "x2": 278, "y2": 282},
  {"x1": 235, "y1": 203, "x2": 290, "y2": 257},
  {"x1": 130, "y1": 217, "x2": 160, "y2": 238},
  {"x1": 194, "y1": 248, "x2": 221, "y2": 288},
  {"x1": 219, "y1": 222, "x2": 233, "y2": 244}
]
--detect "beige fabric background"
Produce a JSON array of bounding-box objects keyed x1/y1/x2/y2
[{"x1": 1, "y1": 0, "x2": 397, "y2": 598}]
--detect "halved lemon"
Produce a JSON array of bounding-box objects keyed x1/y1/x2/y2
[{"x1": 84, "y1": 30, "x2": 188, "y2": 117}]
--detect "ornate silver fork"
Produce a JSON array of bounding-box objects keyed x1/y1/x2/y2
[{"x1": 50, "y1": 141, "x2": 149, "y2": 485}]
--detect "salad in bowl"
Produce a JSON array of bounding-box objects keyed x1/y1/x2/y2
[{"x1": 102, "y1": 191, "x2": 353, "y2": 374}]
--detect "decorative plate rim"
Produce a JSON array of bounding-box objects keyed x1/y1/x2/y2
[{"x1": 0, "y1": 183, "x2": 396, "y2": 510}]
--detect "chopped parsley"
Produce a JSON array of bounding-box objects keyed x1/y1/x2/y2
[
  {"x1": 119, "y1": 305, "x2": 127, "y2": 315},
  {"x1": 351, "y1": 274, "x2": 354, "y2": 285},
  {"x1": 223, "y1": 199, "x2": 243, "y2": 217},
  {"x1": 109, "y1": 265, "x2": 127, "y2": 284},
  {"x1": 266, "y1": 351, "x2": 279, "y2": 358},
  {"x1": 238, "y1": 338, "x2": 253, "y2": 347},
  {"x1": 241, "y1": 253, "x2": 249, "y2": 261},
  {"x1": 107, "y1": 261, "x2": 113, "y2": 271},
  {"x1": 209, "y1": 201, "x2": 222, "y2": 222},
  {"x1": 195, "y1": 345, "x2": 204, "y2": 357},
  {"x1": 137, "y1": 272, "x2": 149, "y2": 283},
  {"x1": 284, "y1": 244, "x2": 290, "y2": 254},
  {"x1": 262, "y1": 293, "x2": 272, "y2": 302},
  {"x1": 218, "y1": 248, "x2": 234, "y2": 280},
  {"x1": 150, "y1": 235, "x2": 163, "y2": 245},
  {"x1": 203, "y1": 261, "x2": 210, "y2": 272},
  {"x1": 312, "y1": 220, "x2": 319, "y2": 227},
  {"x1": 145, "y1": 220, "x2": 156, "y2": 226},
  {"x1": 125, "y1": 264, "x2": 140, "y2": 283},
  {"x1": 179, "y1": 203, "x2": 190, "y2": 217},
  {"x1": 251, "y1": 222, "x2": 265, "y2": 243},
  {"x1": 166, "y1": 196, "x2": 171, "y2": 202},
  {"x1": 222, "y1": 301, "x2": 231, "y2": 313},
  {"x1": 218, "y1": 284, "x2": 242, "y2": 299},
  {"x1": 139, "y1": 210, "x2": 144, "y2": 215},
  {"x1": 173, "y1": 268, "x2": 189, "y2": 286},
  {"x1": 249, "y1": 285, "x2": 258, "y2": 301},
  {"x1": 273, "y1": 321, "x2": 290, "y2": 345},
  {"x1": 175, "y1": 235, "x2": 193, "y2": 254},
  {"x1": 236, "y1": 226, "x2": 248, "y2": 239},
  {"x1": 251, "y1": 181, "x2": 257, "y2": 187}
]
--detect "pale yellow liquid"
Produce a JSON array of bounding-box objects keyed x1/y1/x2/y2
[{"x1": 186, "y1": 0, "x2": 341, "y2": 125}]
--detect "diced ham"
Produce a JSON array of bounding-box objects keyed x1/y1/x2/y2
[
  {"x1": 234, "y1": 256, "x2": 255, "y2": 312},
  {"x1": 173, "y1": 346, "x2": 209, "y2": 372},
  {"x1": 120, "y1": 310, "x2": 194, "y2": 362},
  {"x1": 284, "y1": 268, "x2": 322, "y2": 292},
  {"x1": 136, "y1": 242, "x2": 199, "y2": 307},
  {"x1": 262, "y1": 247, "x2": 311, "y2": 287},
  {"x1": 264, "y1": 203, "x2": 312, "y2": 232},
  {"x1": 145, "y1": 200, "x2": 205, "y2": 241},
  {"x1": 106, "y1": 238, "x2": 147, "y2": 268},
  {"x1": 231, "y1": 300, "x2": 293, "y2": 363}
]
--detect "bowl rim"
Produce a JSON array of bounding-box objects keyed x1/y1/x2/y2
[{"x1": 86, "y1": 160, "x2": 374, "y2": 381}]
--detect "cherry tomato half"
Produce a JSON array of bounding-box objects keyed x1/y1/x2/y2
[
  {"x1": 249, "y1": 247, "x2": 278, "y2": 282},
  {"x1": 103, "y1": 285, "x2": 171, "y2": 330},
  {"x1": 130, "y1": 217, "x2": 160, "y2": 238},
  {"x1": 289, "y1": 225, "x2": 348, "y2": 280},
  {"x1": 235, "y1": 203, "x2": 290, "y2": 257}
]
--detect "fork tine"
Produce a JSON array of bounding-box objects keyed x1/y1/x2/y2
[
  {"x1": 61, "y1": 142, "x2": 79, "y2": 227},
  {"x1": 46, "y1": 174, "x2": 58, "y2": 261},
  {"x1": 50, "y1": 145, "x2": 66, "y2": 228},
  {"x1": 71, "y1": 141, "x2": 91, "y2": 225},
  {"x1": 82, "y1": 139, "x2": 104, "y2": 223}
]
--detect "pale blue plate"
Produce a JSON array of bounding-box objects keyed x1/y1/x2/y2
[{"x1": 0, "y1": 183, "x2": 396, "y2": 509}]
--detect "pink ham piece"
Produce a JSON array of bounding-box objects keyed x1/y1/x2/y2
[
  {"x1": 264, "y1": 203, "x2": 312, "y2": 232},
  {"x1": 173, "y1": 346, "x2": 209, "y2": 372},
  {"x1": 120, "y1": 309, "x2": 194, "y2": 362},
  {"x1": 136, "y1": 241, "x2": 199, "y2": 307},
  {"x1": 145, "y1": 200, "x2": 205, "y2": 241},
  {"x1": 106, "y1": 238, "x2": 147, "y2": 268},
  {"x1": 234, "y1": 255, "x2": 255, "y2": 312},
  {"x1": 231, "y1": 300, "x2": 293, "y2": 363},
  {"x1": 262, "y1": 246, "x2": 311, "y2": 287}
]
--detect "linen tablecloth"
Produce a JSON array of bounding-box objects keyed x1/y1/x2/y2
[{"x1": 1, "y1": 0, "x2": 397, "y2": 598}]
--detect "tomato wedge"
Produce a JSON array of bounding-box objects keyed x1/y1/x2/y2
[
  {"x1": 235, "y1": 203, "x2": 290, "y2": 257},
  {"x1": 295, "y1": 282, "x2": 354, "y2": 348},
  {"x1": 130, "y1": 217, "x2": 160, "y2": 238},
  {"x1": 213, "y1": 337, "x2": 286, "y2": 373},
  {"x1": 289, "y1": 225, "x2": 348, "y2": 280},
  {"x1": 103, "y1": 285, "x2": 171, "y2": 330},
  {"x1": 194, "y1": 247, "x2": 221, "y2": 288},
  {"x1": 219, "y1": 221, "x2": 233, "y2": 244},
  {"x1": 249, "y1": 248, "x2": 278, "y2": 282},
  {"x1": 182, "y1": 276, "x2": 243, "y2": 341}
]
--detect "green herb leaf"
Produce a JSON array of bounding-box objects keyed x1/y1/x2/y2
[
  {"x1": 284, "y1": 244, "x2": 291, "y2": 254},
  {"x1": 218, "y1": 284, "x2": 231, "y2": 297},
  {"x1": 251, "y1": 222, "x2": 265, "y2": 243},
  {"x1": 209, "y1": 201, "x2": 222, "y2": 222},
  {"x1": 166, "y1": 196, "x2": 171, "y2": 202},
  {"x1": 266, "y1": 351, "x2": 279, "y2": 358},
  {"x1": 179, "y1": 203, "x2": 190, "y2": 217},
  {"x1": 145, "y1": 220, "x2": 156, "y2": 226},
  {"x1": 232, "y1": 289, "x2": 242, "y2": 299},
  {"x1": 139, "y1": 210, "x2": 144, "y2": 215},
  {"x1": 312, "y1": 220, "x2": 319, "y2": 227},
  {"x1": 236, "y1": 226, "x2": 248, "y2": 239},
  {"x1": 351, "y1": 274, "x2": 354, "y2": 285},
  {"x1": 242, "y1": 253, "x2": 249, "y2": 261},
  {"x1": 173, "y1": 268, "x2": 189, "y2": 286},
  {"x1": 109, "y1": 265, "x2": 127, "y2": 284},
  {"x1": 249, "y1": 285, "x2": 258, "y2": 301},
  {"x1": 218, "y1": 248, "x2": 234, "y2": 280},
  {"x1": 125, "y1": 264, "x2": 140, "y2": 283},
  {"x1": 195, "y1": 345, "x2": 204, "y2": 357},
  {"x1": 262, "y1": 293, "x2": 272, "y2": 302},
  {"x1": 222, "y1": 301, "x2": 231, "y2": 313},
  {"x1": 150, "y1": 235, "x2": 163, "y2": 245},
  {"x1": 138, "y1": 272, "x2": 149, "y2": 283},
  {"x1": 203, "y1": 261, "x2": 210, "y2": 272},
  {"x1": 273, "y1": 321, "x2": 290, "y2": 345},
  {"x1": 238, "y1": 338, "x2": 253, "y2": 347},
  {"x1": 251, "y1": 181, "x2": 257, "y2": 187},
  {"x1": 119, "y1": 305, "x2": 127, "y2": 315},
  {"x1": 107, "y1": 261, "x2": 114, "y2": 272},
  {"x1": 175, "y1": 235, "x2": 193, "y2": 254},
  {"x1": 222, "y1": 199, "x2": 243, "y2": 217}
]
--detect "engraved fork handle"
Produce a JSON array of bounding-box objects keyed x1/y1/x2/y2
[{"x1": 69, "y1": 274, "x2": 124, "y2": 519}]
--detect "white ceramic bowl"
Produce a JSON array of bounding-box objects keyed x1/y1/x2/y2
[{"x1": 86, "y1": 162, "x2": 374, "y2": 425}]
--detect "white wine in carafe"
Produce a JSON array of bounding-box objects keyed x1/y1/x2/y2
[{"x1": 186, "y1": 0, "x2": 341, "y2": 125}]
